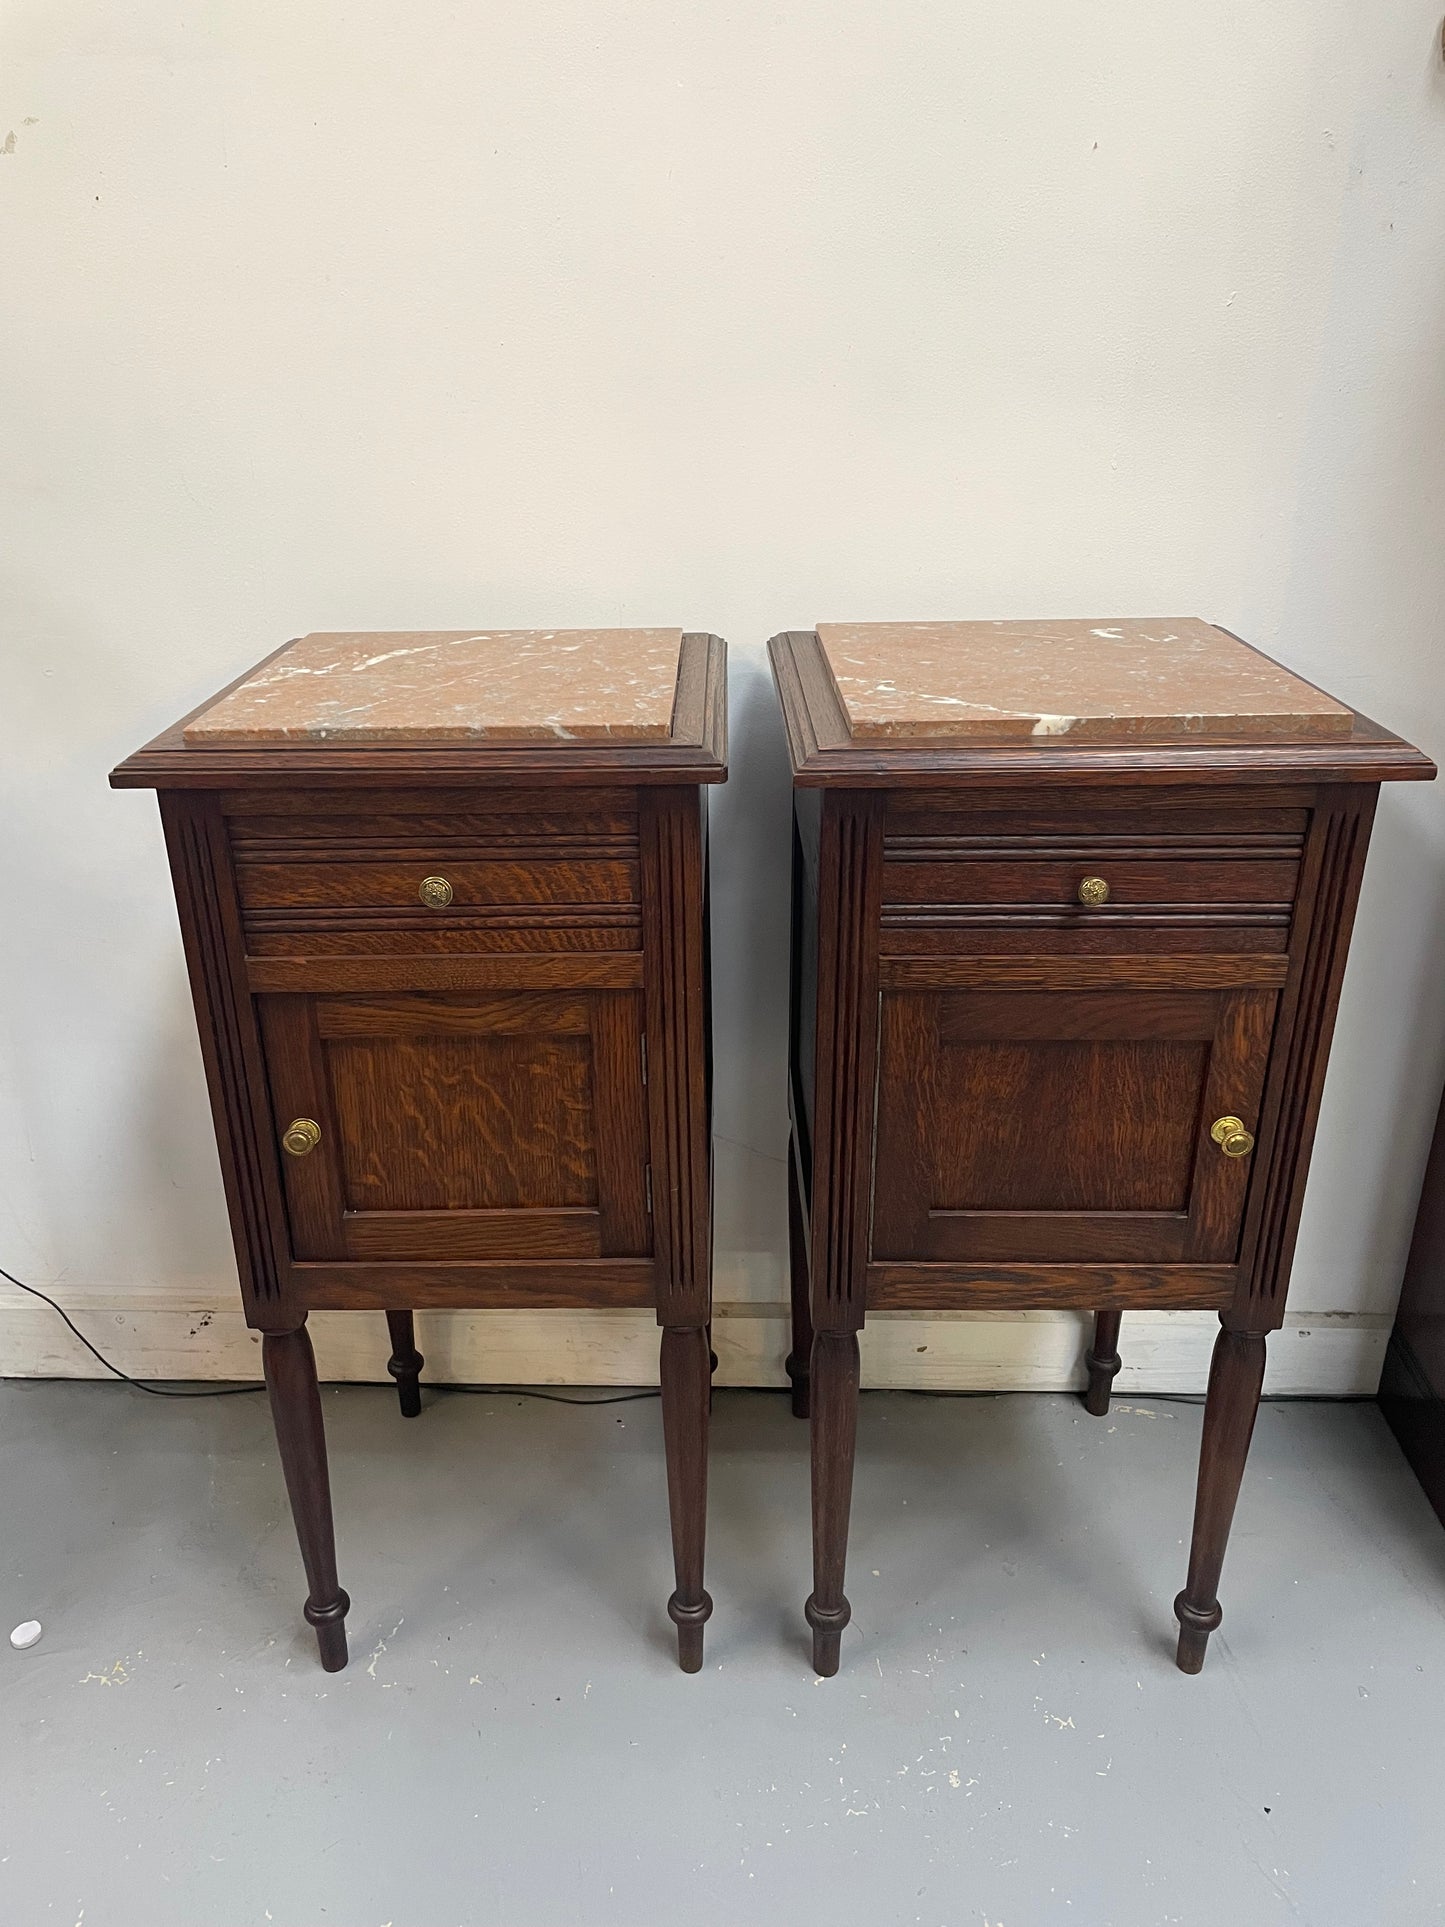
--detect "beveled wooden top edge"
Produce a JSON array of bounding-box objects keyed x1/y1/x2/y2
[
  {"x1": 767, "y1": 630, "x2": 1433, "y2": 788},
  {"x1": 111, "y1": 633, "x2": 728, "y2": 790}
]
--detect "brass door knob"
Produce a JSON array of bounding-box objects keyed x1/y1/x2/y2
[
  {"x1": 1210, "y1": 1115, "x2": 1255, "y2": 1159},
  {"x1": 282, "y1": 1117, "x2": 322, "y2": 1158},
  {"x1": 1077, "y1": 875, "x2": 1110, "y2": 906},
  {"x1": 419, "y1": 874, "x2": 454, "y2": 909}
]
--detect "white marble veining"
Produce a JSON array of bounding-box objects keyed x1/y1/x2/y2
[
  {"x1": 815, "y1": 618, "x2": 1354, "y2": 743},
  {"x1": 184, "y1": 628, "x2": 686, "y2": 744}
]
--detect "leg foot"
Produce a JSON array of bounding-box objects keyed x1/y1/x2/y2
[
  {"x1": 660, "y1": 1325, "x2": 712, "y2": 1673},
  {"x1": 385, "y1": 1309, "x2": 423, "y2": 1419},
  {"x1": 1083, "y1": 1309, "x2": 1122, "y2": 1417},
  {"x1": 806, "y1": 1330, "x2": 860, "y2": 1674},
  {"x1": 1174, "y1": 1321, "x2": 1267, "y2": 1674},
  {"x1": 306, "y1": 1595, "x2": 352, "y2": 1673},
  {"x1": 805, "y1": 1597, "x2": 849, "y2": 1677},
  {"x1": 1173, "y1": 1598, "x2": 1221, "y2": 1676},
  {"x1": 668, "y1": 1593, "x2": 712, "y2": 1674},
  {"x1": 263, "y1": 1325, "x2": 350, "y2": 1672},
  {"x1": 785, "y1": 1145, "x2": 814, "y2": 1420}
]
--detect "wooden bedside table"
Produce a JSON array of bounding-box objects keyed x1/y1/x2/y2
[
  {"x1": 112, "y1": 627, "x2": 726, "y2": 1672},
  {"x1": 769, "y1": 618, "x2": 1432, "y2": 1676}
]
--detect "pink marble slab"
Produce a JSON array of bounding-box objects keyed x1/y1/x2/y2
[
  {"x1": 183, "y1": 628, "x2": 686, "y2": 745},
  {"x1": 815, "y1": 619, "x2": 1353, "y2": 744}
]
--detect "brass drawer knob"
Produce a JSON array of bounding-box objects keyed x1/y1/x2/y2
[
  {"x1": 1077, "y1": 875, "x2": 1110, "y2": 906},
  {"x1": 1211, "y1": 1115, "x2": 1255, "y2": 1159},
  {"x1": 281, "y1": 1117, "x2": 322, "y2": 1158},
  {"x1": 419, "y1": 874, "x2": 454, "y2": 910}
]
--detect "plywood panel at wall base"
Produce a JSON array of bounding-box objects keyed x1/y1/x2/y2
[{"x1": 0, "y1": 1288, "x2": 1389, "y2": 1396}]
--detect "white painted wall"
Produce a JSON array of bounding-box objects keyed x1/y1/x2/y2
[{"x1": 3, "y1": 2, "x2": 1444, "y2": 1393}]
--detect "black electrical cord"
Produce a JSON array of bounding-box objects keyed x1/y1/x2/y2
[
  {"x1": 0, "y1": 1265, "x2": 265, "y2": 1397},
  {"x1": 0, "y1": 1262, "x2": 660, "y2": 1405},
  {"x1": 440, "y1": 1385, "x2": 661, "y2": 1406},
  {"x1": 0, "y1": 1271, "x2": 1225, "y2": 1410}
]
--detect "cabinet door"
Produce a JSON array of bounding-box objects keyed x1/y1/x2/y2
[
  {"x1": 257, "y1": 989, "x2": 650, "y2": 1263},
  {"x1": 872, "y1": 986, "x2": 1276, "y2": 1265}
]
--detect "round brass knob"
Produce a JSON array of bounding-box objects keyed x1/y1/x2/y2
[
  {"x1": 1077, "y1": 875, "x2": 1110, "y2": 907},
  {"x1": 419, "y1": 874, "x2": 454, "y2": 910},
  {"x1": 1210, "y1": 1116, "x2": 1255, "y2": 1159},
  {"x1": 282, "y1": 1117, "x2": 322, "y2": 1159}
]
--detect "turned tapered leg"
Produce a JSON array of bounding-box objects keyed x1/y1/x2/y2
[
  {"x1": 785, "y1": 1148, "x2": 814, "y2": 1419},
  {"x1": 263, "y1": 1325, "x2": 350, "y2": 1672},
  {"x1": 1174, "y1": 1322, "x2": 1267, "y2": 1673},
  {"x1": 1083, "y1": 1309, "x2": 1123, "y2": 1417},
  {"x1": 660, "y1": 1325, "x2": 712, "y2": 1673},
  {"x1": 806, "y1": 1330, "x2": 861, "y2": 1676},
  {"x1": 385, "y1": 1309, "x2": 424, "y2": 1419}
]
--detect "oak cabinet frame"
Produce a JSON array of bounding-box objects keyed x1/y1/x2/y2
[
  {"x1": 770, "y1": 626, "x2": 1431, "y2": 1677},
  {"x1": 114, "y1": 633, "x2": 726, "y2": 1674}
]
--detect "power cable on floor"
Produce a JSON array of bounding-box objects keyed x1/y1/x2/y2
[
  {"x1": 0, "y1": 1262, "x2": 660, "y2": 1405},
  {"x1": 9, "y1": 1261, "x2": 1227, "y2": 1409},
  {"x1": 0, "y1": 1265, "x2": 265, "y2": 1397}
]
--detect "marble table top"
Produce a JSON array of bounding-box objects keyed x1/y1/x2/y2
[
  {"x1": 815, "y1": 619, "x2": 1353, "y2": 743},
  {"x1": 184, "y1": 628, "x2": 685, "y2": 745}
]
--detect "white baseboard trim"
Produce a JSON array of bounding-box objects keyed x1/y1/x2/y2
[{"x1": 0, "y1": 1288, "x2": 1390, "y2": 1396}]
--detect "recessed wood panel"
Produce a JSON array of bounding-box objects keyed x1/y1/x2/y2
[
  {"x1": 926, "y1": 1037, "x2": 1207, "y2": 1213},
  {"x1": 260, "y1": 986, "x2": 651, "y2": 1268},
  {"x1": 873, "y1": 984, "x2": 1276, "y2": 1267},
  {"x1": 326, "y1": 1032, "x2": 597, "y2": 1213}
]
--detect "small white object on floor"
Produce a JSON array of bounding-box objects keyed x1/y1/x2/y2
[{"x1": 10, "y1": 1620, "x2": 42, "y2": 1650}]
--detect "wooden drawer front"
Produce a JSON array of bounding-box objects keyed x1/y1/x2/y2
[
  {"x1": 238, "y1": 855, "x2": 637, "y2": 912},
  {"x1": 258, "y1": 988, "x2": 651, "y2": 1274},
  {"x1": 881, "y1": 798, "x2": 1306, "y2": 952},
  {"x1": 231, "y1": 798, "x2": 641, "y2": 947},
  {"x1": 872, "y1": 982, "x2": 1276, "y2": 1269}
]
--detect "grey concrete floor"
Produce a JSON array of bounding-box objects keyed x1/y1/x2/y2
[{"x1": 3, "y1": 1382, "x2": 1445, "y2": 1927}]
